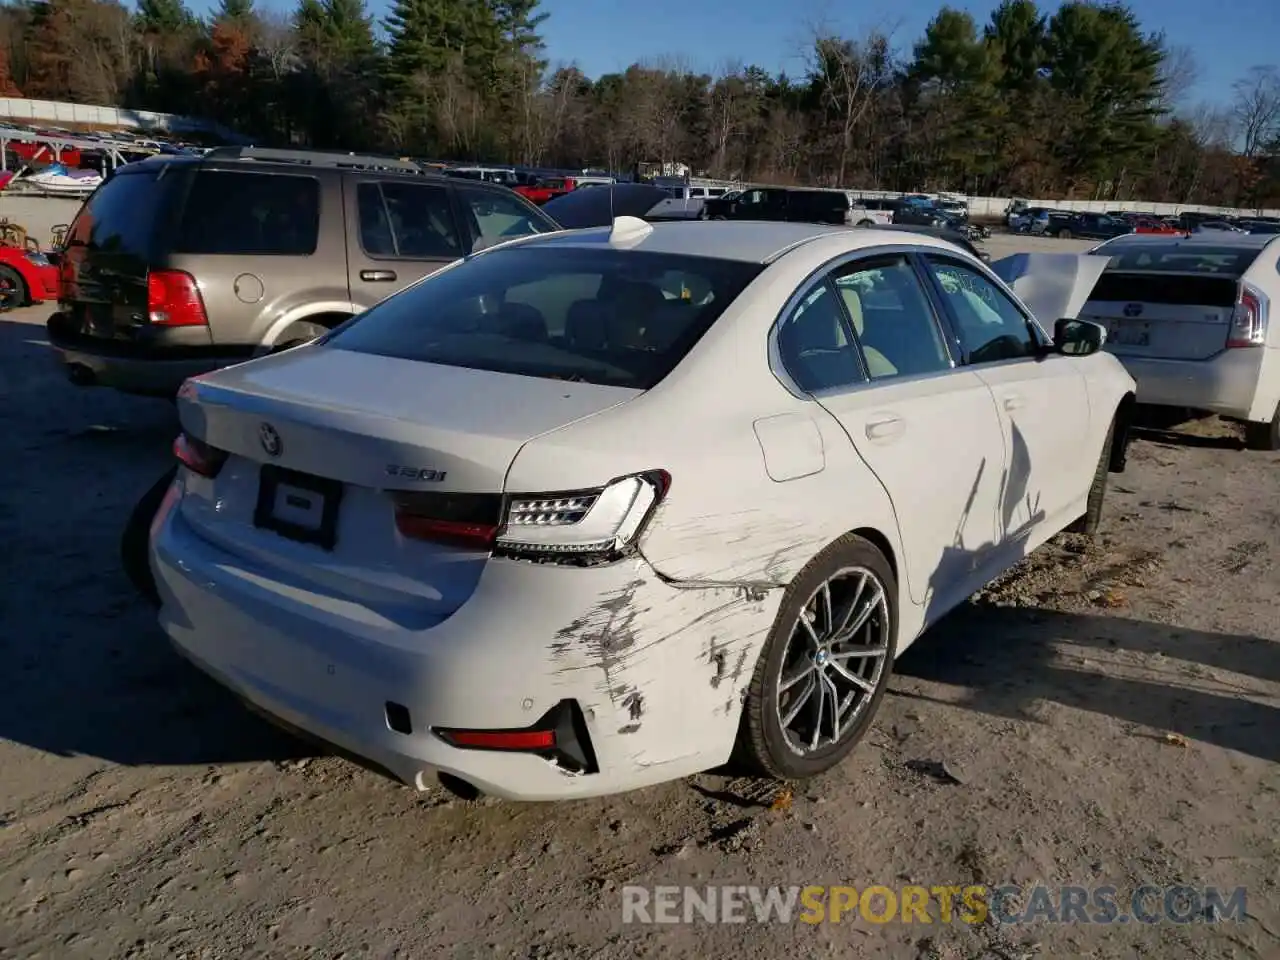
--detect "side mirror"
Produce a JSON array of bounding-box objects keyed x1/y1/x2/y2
[{"x1": 1053, "y1": 317, "x2": 1106, "y2": 356}]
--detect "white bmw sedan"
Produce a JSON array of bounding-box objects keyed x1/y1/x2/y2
[{"x1": 149, "y1": 219, "x2": 1135, "y2": 801}]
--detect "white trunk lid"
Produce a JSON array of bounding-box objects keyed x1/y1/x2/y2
[{"x1": 173, "y1": 346, "x2": 639, "y2": 616}]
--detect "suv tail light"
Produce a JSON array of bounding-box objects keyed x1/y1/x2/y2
[
  {"x1": 1227, "y1": 285, "x2": 1268, "y2": 349},
  {"x1": 391, "y1": 470, "x2": 671, "y2": 563},
  {"x1": 149, "y1": 269, "x2": 209, "y2": 327},
  {"x1": 173, "y1": 432, "x2": 228, "y2": 478}
]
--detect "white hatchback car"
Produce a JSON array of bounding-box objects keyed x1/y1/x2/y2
[
  {"x1": 148, "y1": 220, "x2": 1135, "y2": 801},
  {"x1": 1084, "y1": 232, "x2": 1280, "y2": 448}
]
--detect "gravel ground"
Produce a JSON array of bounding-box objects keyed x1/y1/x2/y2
[{"x1": 1, "y1": 233, "x2": 1277, "y2": 959}]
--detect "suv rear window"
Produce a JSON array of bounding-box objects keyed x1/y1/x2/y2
[
  {"x1": 175, "y1": 170, "x2": 320, "y2": 256},
  {"x1": 1098, "y1": 244, "x2": 1263, "y2": 277},
  {"x1": 66, "y1": 168, "x2": 168, "y2": 258},
  {"x1": 327, "y1": 247, "x2": 764, "y2": 389}
]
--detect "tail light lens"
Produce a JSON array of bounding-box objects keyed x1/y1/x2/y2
[
  {"x1": 148, "y1": 269, "x2": 209, "y2": 327},
  {"x1": 1227, "y1": 286, "x2": 1268, "y2": 349},
  {"x1": 391, "y1": 470, "x2": 671, "y2": 563},
  {"x1": 173, "y1": 432, "x2": 227, "y2": 478},
  {"x1": 496, "y1": 470, "x2": 671, "y2": 560}
]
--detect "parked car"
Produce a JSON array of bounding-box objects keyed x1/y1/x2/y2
[
  {"x1": 1043, "y1": 213, "x2": 1134, "y2": 240},
  {"x1": 46, "y1": 146, "x2": 559, "y2": 397},
  {"x1": 1012, "y1": 207, "x2": 1061, "y2": 233},
  {"x1": 848, "y1": 197, "x2": 897, "y2": 226},
  {"x1": 1083, "y1": 232, "x2": 1280, "y2": 448},
  {"x1": 890, "y1": 201, "x2": 950, "y2": 229},
  {"x1": 1132, "y1": 217, "x2": 1183, "y2": 235},
  {"x1": 700, "y1": 187, "x2": 853, "y2": 225},
  {"x1": 139, "y1": 218, "x2": 1134, "y2": 801},
  {"x1": 0, "y1": 246, "x2": 59, "y2": 308}
]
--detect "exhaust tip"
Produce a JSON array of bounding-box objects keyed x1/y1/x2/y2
[
  {"x1": 66, "y1": 363, "x2": 96, "y2": 386},
  {"x1": 438, "y1": 772, "x2": 482, "y2": 802}
]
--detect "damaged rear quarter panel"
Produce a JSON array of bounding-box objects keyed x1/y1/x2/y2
[{"x1": 544, "y1": 559, "x2": 779, "y2": 771}]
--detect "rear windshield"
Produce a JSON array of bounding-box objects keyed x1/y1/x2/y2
[
  {"x1": 65, "y1": 168, "x2": 168, "y2": 259},
  {"x1": 1099, "y1": 244, "x2": 1263, "y2": 276},
  {"x1": 327, "y1": 246, "x2": 764, "y2": 389}
]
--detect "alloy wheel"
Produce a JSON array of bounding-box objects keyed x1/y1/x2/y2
[{"x1": 774, "y1": 566, "x2": 890, "y2": 755}]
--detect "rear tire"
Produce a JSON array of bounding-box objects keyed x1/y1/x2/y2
[
  {"x1": 736, "y1": 535, "x2": 896, "y2": 781},
  {"x1": 1057, "y1": 228, "x2": 1073, "y2": 239},
  {"x1": 1068, "y1": 419, "x2": 1114, "y2": 536},
  {"x1": 857, "y1": 219, "x2": 875, "y2": 227},
  {"x1": 121, "y1": 466, "x2": 178, "y2": 608},
  {"x1": 1245, "y1": 408, "x2": 1280, "y2": 451}
]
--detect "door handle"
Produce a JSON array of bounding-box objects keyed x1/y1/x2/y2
[
  {"x1": 360, "y1": 269, "x2": 397, "y2": 282},
  {"x1": 865, "y1": 415, "x2": 905, "y2": 441},
  {"x1": 1003, "y1": 395, "x2": 1025, "y2": 412}
]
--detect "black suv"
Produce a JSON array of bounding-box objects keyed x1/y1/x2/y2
[
  {"x1": 47, "y1": 147, "x2": 559, "y2": 397},
  {"x1": 700, "y1": 187, "x2": 853, "y2": 225}
]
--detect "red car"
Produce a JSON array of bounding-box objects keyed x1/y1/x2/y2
[
  {"x1": 514, "y1": 176, "x2": 578, "y2": 206},
  {"x1": 0, "y1": 246, "x2": 61, "y2": 309},
  {"x1": 1132, "y1": 217, "x2": 1183, "y2": 235}
]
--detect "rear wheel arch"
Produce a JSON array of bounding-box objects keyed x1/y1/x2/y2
[{"x1": 264, "y1": 311, "x2": 352, "y2": 351}]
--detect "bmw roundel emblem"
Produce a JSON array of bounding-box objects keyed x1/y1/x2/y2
[
  {"x1": 1123, "y1": 302, "x2": 1144, "y2": 318},
  {"x1": 259, "y1": 422, "x2": 282, "y2": 457}
]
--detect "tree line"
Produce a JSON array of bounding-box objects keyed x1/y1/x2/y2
[{"x1": 1, "y1": 0, "x2": 1278, "y2": 208}]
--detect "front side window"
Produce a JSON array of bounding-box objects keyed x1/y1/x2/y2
[
  {"x1": 454, "y1": 186, "x2": 555, "y2": 252},
  {"x1": 833, "y1": 257, "x2": 952, "y2": 380},
  {"x1": 176, "y1": 170, "x2": 320, "y2": 256},
  {"x1": 926, "y1": 258, "x2": 1041, "y2": 364},
  {"x1": 357, "y1": 181, "x2": 463, "y2": 259},
  {"x1": 327, "y1": 247, "x2": 763, "y2": 389}
]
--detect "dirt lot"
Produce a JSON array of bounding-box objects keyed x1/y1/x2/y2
[{"x1": 1, "y1": 234, "x2": 1277, "y2": 959}]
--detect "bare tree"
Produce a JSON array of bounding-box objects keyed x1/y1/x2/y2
[
  {"x1": 1157, "y1": 45, "x2": 1199, "y2": 111},
  {"x1": 1232, "y1": 65, "x2": 1280, "y2": 157},
  {"x1": 810, "y1": 30, "x2": 892, "y2": 186},
  {"x1": 256, "y1": 10, "x2": 297, "y2": 82}
]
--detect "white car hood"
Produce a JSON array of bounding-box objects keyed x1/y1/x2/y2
[{"x1": 990, "y1": 253, "x2": 1111, "y2": 324}]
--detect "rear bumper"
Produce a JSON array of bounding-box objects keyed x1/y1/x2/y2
[
  {"x1": 149, "y1": 485, "x2": 780, "y2": 801},
  {"x1": 1111, "y1": 348, "x2": 1268, "y2": 421},
  {"x1": 46, "y1": 311, "x2": 251, "y2": 397}
]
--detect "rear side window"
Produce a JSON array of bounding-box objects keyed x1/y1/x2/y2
[
  {"x1": 327, "y1": 247, "x2": 763, "y2": 389},
  {"x1": 175, "y1": 170, "x2": 319, "y2": 256},
  {"x1": 67, "y1": 169, "x2": 167, "y2": 258},
  {"x1": 453, "y1": 186, "x2": 555, "y2": 252},
  {"x1": 357, "y1": 181, "x2": 464, "y2": 259}
]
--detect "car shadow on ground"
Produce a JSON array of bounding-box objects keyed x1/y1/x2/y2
[
  {"x1": 0, "y1": 315, "x2": 313, "y2": 769},
  {"x1": 896, "y1": 603, "x2": 1278, "y2": 764}
]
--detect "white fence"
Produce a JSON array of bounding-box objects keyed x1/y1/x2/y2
[
  {"x1": 0, "y1": 98, "x2": 245, "y2": 142},
  {"x1": 849, "y1": 189, "x2": 1280, "y2": 220}
]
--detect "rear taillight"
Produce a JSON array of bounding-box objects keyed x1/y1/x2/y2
[
  {"x1": 391, "y1": 492, "x2": 503, "y2": 550},
  {"x1": 148, "y1": 269, "x2": 209, "y2": 327},
  {"x1": 1227, "y1": 286, "x2": 1268, "y2": 349},
  {"x1": 390, "y1": 470, "x2": 671, "y2": 563},
  {"x1": 173, "y1": 432, "x2": 227, "y2": 478}
]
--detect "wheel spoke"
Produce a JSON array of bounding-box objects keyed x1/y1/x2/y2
[
  {"x1": 832, "y1": 573, "x2": 867, "y2": 638},
  {"x1": 828, "y1": 658, "x2": 876, "y2": 693},
  {"x1": 818, "y1": 580, "x2": 835, "y2": 636},
  {"x1": 820, "y1": 670, "x2": 842, "y2": 743},
  {"x1": 779, "y1": 661, "x2": 815, "y2": 692},
  {"x1": 832, "y1": 587, "x2": 883, "y2": 644},
  {"x1": 798, "y1": 612, "x2": 821, "y2": 649},
  {"x1": 829, "y1": 645, "x2": 889, "y2": 660},
  {"x1": 808, "y1": 673, "x2": 827, "y2": 751},
  {"x1": 781, "y1": 675, "x2": 816, "y2": 727}
]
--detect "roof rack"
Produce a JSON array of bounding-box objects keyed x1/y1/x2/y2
[{"x1": 203, "y1": 146, "x2": 423, "y2": 173}]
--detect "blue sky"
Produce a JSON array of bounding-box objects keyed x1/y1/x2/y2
[{"x1": 215, "y1": 0, "x2": 1279, "y2": 107}]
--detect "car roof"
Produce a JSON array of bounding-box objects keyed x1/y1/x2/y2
[
  {"x1": 1098, "y1": 232, "x2": 1276, "y2": 251},
  {"x1": 507, "y1": 220, "x2": 963, "y2": 264}
]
